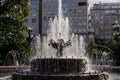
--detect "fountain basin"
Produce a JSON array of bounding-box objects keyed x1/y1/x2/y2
[
  {"x1": 30, "y1": 58, "x2": 87, "y2": 74},
  {"x1": 12, "y1": 72, "x2": 108, "y2": 80},
  {"x1": 12, "y1": 58, "x2": 109, "y2": 80}
]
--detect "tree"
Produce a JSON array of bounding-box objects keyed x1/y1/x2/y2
[
  {"x1": 106, "y1": 37, "x2": 120, "y2": 66},
  {"x1": 85, "y1": 40, "x2": 96, "y2": 58},
  {"x1": 0, "y1": 0, "x2": 30, "y2": 65},
  {"x1": 86, "y1": 40, "x2": 112, "y2": 64}
]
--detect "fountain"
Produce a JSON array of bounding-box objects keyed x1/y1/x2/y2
[
  {"x1": 6, "y1": 50, "x2": 19, "y2": 66},
  {"x1": 12, "y1": 0, "x2": 109, "y2": 80},
  {"x1": 48, "y1": 39, "x2": 71, "y2": 57}
]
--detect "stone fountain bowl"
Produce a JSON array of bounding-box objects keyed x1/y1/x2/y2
[
  {"x1": 12, "y1": 72, "x2": 109, "y2": 80},
  {"x1": 12, "y1": 58, "x2": 109, "y2": 80},
  {"x1": 30, "y1": 58, "x2": 87, "y2": 74}
]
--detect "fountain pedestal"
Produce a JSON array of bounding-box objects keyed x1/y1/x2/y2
[
  {"x1": 31, "y1": 58, "x2": 87, "y2": 74},
  {"x1": 12, "y1": 58, "x2": 109, "y2": 80},
  {"x1": 12, "y1": 73, "x2": 108, "y2": 80}
]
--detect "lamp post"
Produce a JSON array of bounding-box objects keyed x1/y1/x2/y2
[{"x1": 27, "y1": 27, "x2": 32, "y2": 46}]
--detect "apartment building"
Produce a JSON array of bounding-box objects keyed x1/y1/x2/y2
[
  {"x1": 91, "y1": 2, "x2": 120, "y2": 43},
  {"x1": 25, "y1": 0, "x2": 89, "y2": 36}
]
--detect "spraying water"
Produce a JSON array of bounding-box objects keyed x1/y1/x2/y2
[
  {"x1": 48, "y1": 0, "x2": 70, "y2": 42},
  {"x1": 31, "y1": 0, "x2": 86, "y2": 59}
]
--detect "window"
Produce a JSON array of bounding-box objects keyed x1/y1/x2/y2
[
  {"x1": 115, "y1": 20, "x2": 118, "y2": 24},
  {"x1": 74, "y1": 9, "x2": 76, "y2": 13},
  {"x1": 95, "y1": 16, "x2": 99, "y2": 20},
  {"x1": 32, "y1": 25, "x2": 37, "y2": 28},
  {"x1": 83, "y1": 22, "x2": 86, "y2": 26},
  {"x1": 31, "y1": 7, "x2": 38, "y2": 11},
  {"x1": 69, "y1": 2, "x2": 76, "y2": 7},
  {"x1": 79, "y1": 10, "x2": 81, "y2": 13},
  {"x1": 78, "y1": 2, "x2": 87, "y2": 6},
  {"x1": 105, "y1": 10, "x2": 111, "y2": 14},
  {"x1": 82, "y1": 29, "x2": 86, "y2": 32},
  {"x1": 100, "y1": 21, "x2": 103, "y2": 24},
  {"x1": 100, "y1": 16, "x2": 103, "y2": 19},
  {"x1": 69, "y1": 9, "x2": 72, "y2": 13},
  {"x1": 31, "y1": 12, "x2": 36, "y2": 16},
  {"x1": 43, "y1": 17, "x2": 47, "y2": 21},
  {"x1": 48, "y1": 12, "x2": 51, "y2": 15},
  {"x1": 83, "y1": 10, "x2": 86, "y2": 13},
  {"x1": 79, "y1": 23, "x2": 81, "y2": 26},
  {"x1": 74, "y1": 29, "x2": 77, "y2": 32},
  {"x1": 74, "y1": 17, "x2": 77, "y2": 19},
  {"x1": 48, "y1": 16, "x2": 51, "y2": 20},
  {"x1": 104, "y1": 6, "x2": 110, "y2": 9},
  {"x1": 32, "y1": 19, "x2": 36, "y2": 23},
  {"x1": 112, "y1": 6, "x2": 118, "y2": 8},
  {"x1": 32, "y1": 26, "x2": 37, "y2": 35},
  {"x1": 43, "y1": 23, "x2": 47, "y2": 27},
  {"x1": 24, "y1": 19, "x2": 28, "y2": 23},
  {"x1": 79, "y1": 29, "x2": 81, "y2": 32},
  {"x1": 31, "y1": 0, "x2": 39, "y2": 5}
]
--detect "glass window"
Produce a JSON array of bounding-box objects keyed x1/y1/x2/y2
[
  {"x1": 74, "y1": 9, "x2": 76, "y2": 13},
  {"x1": 43, "y1": 17, "x2": 47, "y2": 21},
  {"x1": 95, "y1": 16, "x2": 99, "y2": 20},
  {"x1": 101, "y1": 6, "x2": 104, "y2": 9},
  {"x1": 32, "y1": 24, "x2": 37, "y2": 28},
  {"x1": 43, "y1": 23, "x2": 47, "y2": 26},
  {"x1": 79, "y1": 10, "x2": 81, "y2": 13},
  {"x1": 112, "y1": 6, "x2": 118, "y2": 8},
  {"x1": 79, "y1": 23, "x2": 81, "y2": 25},
  {"x1": 74, "y1": 17, "x2": 77, "y2": 19},
  {"x1": 31, "y1": 12, "x2": 36, "y2": 16},
  {"x1": 100, "y1": 21, "x2": 103, "y2": 24},
  {"x1": 104, "y1": 6, "x2": 109, "y2": 9},
  {"x1": 32, "y1": 19, "x2": 36, "y2": 23},
  {"x1": 31, "y1": 0, "x2": 39, "y2": 5},
  {"x1": 78, "y1": 2, "x2": 87, "y2": 6},
  {"x1": 31, "y1": 7, "x2": 38, "y2": 11},
  {"x1": 83, "y1": 29, "x2": 86, "y2": 32},
  {"x1": 105, "y1": 10, "x2": 111, "y2": 14},
  {"x1": 79, "y1": 29, "x2": 81, "y2": 32},
  {"x1": 83, "y1": 22, "x2": 86, "y2": 26},
  {"x1": 74, "y1": 29, "x2": 77, "y2": 32}
]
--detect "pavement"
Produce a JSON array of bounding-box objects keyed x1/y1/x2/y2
[{"x1": 0, "y1": 65, "x2": 30, "y2": 73}]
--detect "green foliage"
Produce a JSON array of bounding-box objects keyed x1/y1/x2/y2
[
  {"x1": 106, "y1": 38, "x2": 117, "y2": 50},
  {"x1": 106, "y1": 37, "x2": 120, "y2": 66},
  {"x1": 87, "y1": 37, "x2": 120, "y2": 66},
  {"x1": 85, "y1": 40, "x2": 97, "y2": 58},
  {"x1": 0, "y1": 0, "x2": 30, "y2": 65},
  {"x1": 86, "y1": 40, "x2": 112, "y2": 60}
]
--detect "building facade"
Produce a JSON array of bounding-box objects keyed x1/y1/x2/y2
[
  {"x1": 91, "y1": 3, "x2": 120, "y2": 44},
  {"x1": 42, "y1": 0, "x2": 58, "y2": 35},
  {"x1": 24, "y1": 0, "x2": 41, "y2": 35},
  {"x1": 25, "y1": 0, "x2": 89, "y2": 36},
  {"x1": 67, "y1": 0, "x2": 88, "y2": 36}
]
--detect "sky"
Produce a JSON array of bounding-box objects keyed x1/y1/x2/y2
[{"x1": 89, "y1": 0, "x2": 120, "y2": 7}]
